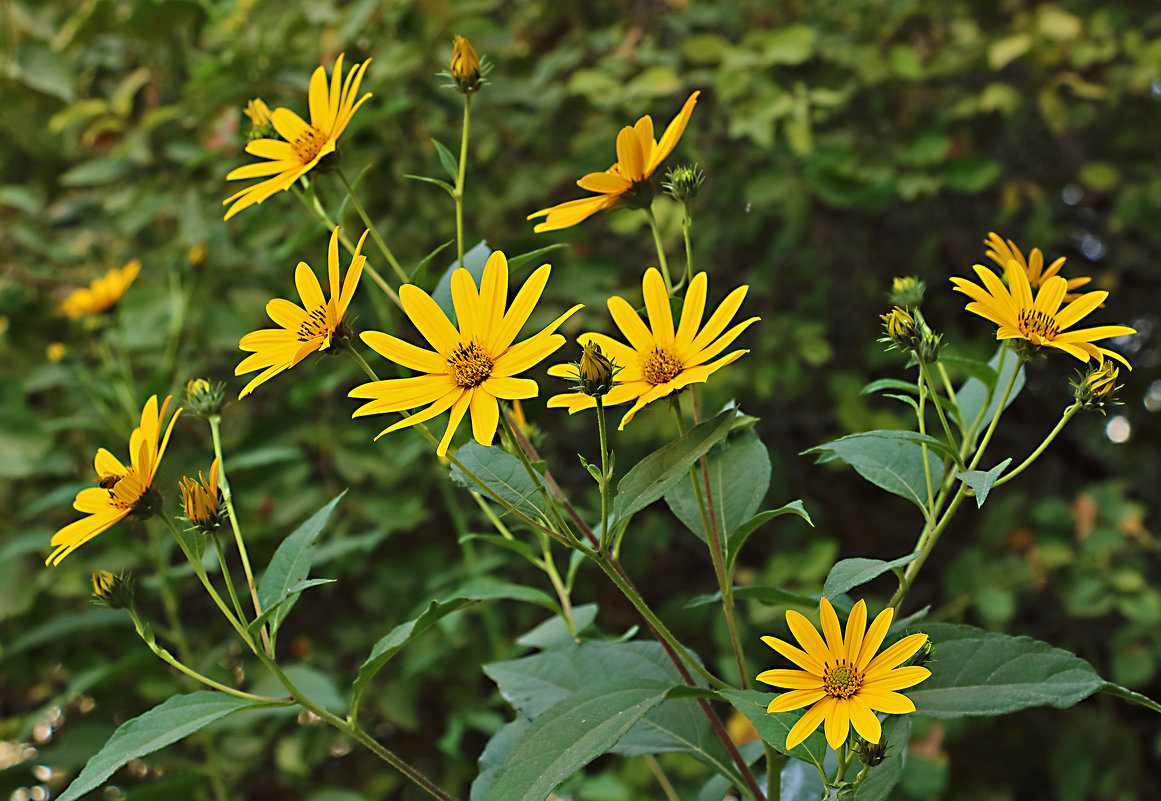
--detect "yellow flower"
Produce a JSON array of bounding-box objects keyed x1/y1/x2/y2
[
  {"x1": 983, "y1": 232, "x2": 1091, "y2": 302},
  {"x1": 450, "y1": 35, "x2": 482, "y2": 90},
  {"x1": 58, "y1": 260, "x2": 141, "y2": 320},
  {"x1": 758, "y1": 598, "x2": 931, "y2": 751},
  {"x1": 46, "y1": 342, "x2": 67, "y2": 362},
  {"x1": 223, "y1": 54, "x2": 372, "y2": 220},
  {"x1": 527, "y1": 92, "x2": 701, "y2": 232},
  {"x1": 243, "y1": 97, "x2": 272, "y2": 128},
  {"x1": 547, "y1": 269, "x2": 757, "y2": 429},
  {"x1": 48, "y1": 396, "x2": 182, "y2": 566},
  {"x1": 349, "y1": 251, "x2": 582, "y2": 456},
  {"x1": 951, "y1": 261, "x2": 1134, "y2": 368},
  {"x1": 180, "y1": 458, "x2": 223, "y2": 529},
  {"x1": 235, "y1": 228, "x2": 369, "y2": 397}
]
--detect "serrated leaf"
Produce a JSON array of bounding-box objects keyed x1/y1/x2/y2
[
  {"x1": 822, "y1": 554, "x2": 920, "y2": 600},
  {"x1": 57, "y1": 692, "x2": 280, "y2": 801},
  {"x1": 483, "y1": 681, "x2": 671, "y2": 801},
  {"x1": 909, "y1": 623, "x2": 1105, "y2": 718},
  {"x1": 612, "y1": 409, "x2": 735, "y2": 529},
  {"x1": 719, "y1": 689, "x2": 827, "y2": 769},
  {"x1": 432, "y1": 138, "x2": 459, "y2": 182},
  {"x1": 450, "y1": 441, "x2": 550, "y2": 522},
  {"x1": 956, "y1": 457, "x2": 1012, "y2": 508},
  {"x1": 665, "y1": 429, "x2": 771, "y2": 544},
  {"x1": 257, "y1": 492, "x2": 345, "y2": 642},
  {"x1": 726, "y1": 501, "x2": 813, "y2": 576},
  {"x1": 804, "y1": 432, "x2": 946, "y2": 516}
]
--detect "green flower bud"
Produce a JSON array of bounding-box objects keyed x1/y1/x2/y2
[
  {"x1": 663, "y1": 164, "x2": 705, "y2": 203},
  {"x1": 889, "y1": 276, "x2": 925, "y2": 310},
  {"x1": 578, "y1": 341, "x2": 618, "y2": 396},
  {"x1": 91, "y1": 570, "x2": 135, "y2": 610},
  {"x1": 1073, "y1": 361, "x2": 1121, "y2": 411},
  {"x1": 185, "y1": 378, "x2": 226, "y2": 419}
]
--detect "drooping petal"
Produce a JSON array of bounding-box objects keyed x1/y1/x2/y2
[
  {"x1": 784, "y1": 698, "x2": 830, "y2": 750},
  {"x1": 438, "y1": 391, "x2": 473, "y2": 456},
  {"x1": 847, "y1": 697, "x2": 882, "y2": 744},
  {"x1": 650, "y1": 91, "x2": 700, "y2": 175}
]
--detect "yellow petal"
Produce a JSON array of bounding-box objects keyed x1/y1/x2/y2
[
  {"x1": 824, "y1": 697, "x2": 851, "y2": 750},
  {"x1": 865, "y1": 632, "x2": 929, "y2": 675},
  {"x1": 400, "y1": 284, "x2": 462, "y2": 353},
  {"x1": 766, "y1": 688, "x2": 827, "y2": 714},
  {"x1": 785, "y1": 698, "x2": 831, "y2": 751},
  {"x1": 755, "y1": 669, "x2": 824, "y2": 690},
  {"x1": 469, "y1": 389, "x2": 499, "y2": 446},
  {"x1": 786, "y1": 610, "x2": 833, "y2": 666},
  {"x1": 847, "y1": 697, "x2": 882, "y2": 744},
  {"x1": 295, "y1": 261, "x2": 325, "y2": 310},
  {"x1": 360, "y1": 330, "x2": 446, "y2": 373},
  {"x1": 844, "y1": 600, "x2": 867, "y2": 664},
  {"x1": 616, "y1": 125, "x2": 645, "y2": 183},
  {"x1": 649, "y1": 91, "x2": 700, "y2": 175},
  {"x1": 642, "y1": 268, "x2": 674, "y2": 345},
  {"x1": 855, "y1": 607, "x2": 894, "y2": 670}
]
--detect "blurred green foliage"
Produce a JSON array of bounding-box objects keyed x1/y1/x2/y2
[{"x1": 2, "y1": 0, "x2": 1159, "y2": 798}]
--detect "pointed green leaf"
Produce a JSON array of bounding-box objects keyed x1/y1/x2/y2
[
  {"x1": 956, "y1": 346, "x2": 1024, "y2": 433},
  {"x1": 726, "y1": 501, "x2": 813, "y2": 575},
  {"x1": 719, "y1": 689, "x2": 827, "y2": 769},
  {"x1": 823, "y1": 554, "x2": 920, "y2": 600},
  {"x1": 665, "y1": 429, "x2": 771, "y2": 544},
  {"x1": 937, "y1": 355, "x2": 998, "y2": 388},
  {"x1": 956, "y1": 457, "x2": 1012, "y2": 508},
  {"x1": 506, "y1": 243, "x2": 569, "y2": 275},
  {"x1": 409, "y1": 239, "x2": 455, "y2": 288},
  {"x1": 804, "y1": 431, "x2": 945, "y2": 516},
  {"x1": 403, "y1": 173, "x2": 456, "y2": 198},
  {"x1": 860, "y1": 378, "x2": 918, "y2": 396},
  {"x1": 450, "y1": 441, "x2": 550, "y2": 522},
  {"x1": 1099, "y1": 682, "x2": 1161, "y2": 714},
  {"x1": 432, "y1": 138, "x2": 459, "y2": 181},
  {"x1": 247, "y1": 578, "x2": 336, "y2": 639}
]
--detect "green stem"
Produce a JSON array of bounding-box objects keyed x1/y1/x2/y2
[
  {"x1": 146, "y1": 524, "x2": 192, "y2": 661},
  {"x1": 993, "y1": 403, "x2": 1081, "y2": 488},
  {"x1": 936, "y1": 361, "x2": 965, "y2": 432},
  {"x1": 917, "y1": 375, "x2": 935, "y2": 519},
  {"x1": 644, "y1": 755, "x2": 681, "y2": 801},
  {"x1": 291, "y1": 183, "x2": 402, "y2": 308},
  {"x1": 455, "y1": 94, "x2": 471, "y2": 270},
  {"x1": 209, "y1": 416, "x2": 270, "y2": 655},
  {"x1": 498, "y1": 410, "x2": 579, "y2": 547},
  {"x1": 681, "y1": 206, "x2": 694, "y2": 286},
  {"x1": 94, "y1": 339, "x2": 138, "y2": 423},
  {"x1": 643, "y1": 206, "x2": 674, "y2": 294},
  {"x1": 966, "y1": 352, "x2": 1022, "y2": 472},
  {"x1": 336, "y1": 168, "x2": 409, "y2": 284},
  {"x1": 596, "y1": 396, "x2": 612, "y2": 553},
  {"x1": 918, "y1": 360, "x2": 965, "y2": 471},
  {"x1": 539, "y1": 539, "x2": 578, "y2": 637}
]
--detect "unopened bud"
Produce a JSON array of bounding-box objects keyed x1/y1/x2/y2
[
  {"x1": 180, "y1": 458, "x2": 226, "y2": 534},
  {"x1": 663, "y1": 164, "x2": 705, "y2": 203},
  {"x1": 185, "y1": 378, "x2": 226, "y2": 419},
  {"x1": 1073, "y1": 361, "x2": 1121, "y2": 410},
  {"x1": 853, "y1": 734, "x2": 888, "y2": 767},
  {"x1": 889, "y1": 276, "x2": 925, "y2": 310},
  {"x1": 91, "y1": 570, "x2": 134, "y2": 610},
  {"x1": 881, "y1": 306, "x2": 919, "y2": 349},
  {"x1": 244, "y1": 98, "x2": 276, "y2": 141},
  {"x1": 906, "y1": 637, "x2": 935, "y2": 668},
  {"x1": 450, "y1": 35, "x2": 483, "y2": 94},
  {"x1": 577, "y1": 341, "x2": 619, "y2": 396}
]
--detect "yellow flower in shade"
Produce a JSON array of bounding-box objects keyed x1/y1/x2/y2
[
  {"x1": 48, "y1": 396, "x2": 182, "y2": 566},
  {"x1": 547, "y1": 269, "x2": 758, "y2": 429},
  {"x1": 58, "y1": 260, "x2": 141, "y2": 320},
  {"x1": 758, "y1": 598, "x2": 931, "y2": 751},
  {"x1": 223, "y1": 54, "x2": 372, "y2": 220},
  {"x1": 180, "y1": 458, "x2": 223, "y2": 530},
  {"x1": 235, "y1": 228, "x2": 369, "y2": 397},
  {"x1": 951, "y1": 261, "x2": 1134, "y2": 368},
  {"x1": 349, "y1": 251, "x2": 582, "y2": 456},
  {"x1": 983, "y1": 232, "x2": 1091, "y2": 301},
  {"x1": 527, "y1": 91, "x2": 700, "y2": 232}
]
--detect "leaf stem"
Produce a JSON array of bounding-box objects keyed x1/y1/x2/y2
[
  {"x1": 455, "y1": 93, "x2": 471, "y2": 270},
  {"x1": 643, "y1": 205, "x2": 674, "y2": 294},
  {"x1": 596, "y1": 396, "x2": 612, "y2": 553},
  {"x1": 918, "y1": 360, "x2": 965, "y2": 471},
  {"x1": 336, "y1": 168, "x2": 408, "y2": 284},
  {"x1": 993, "y1": 402, "x2": 1081, "y2": 488}
]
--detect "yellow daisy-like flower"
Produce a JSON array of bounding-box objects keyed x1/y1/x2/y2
[
  {"x1": 179, "y1": 457, "x2": 222, "y2": 528},
  {"x1": 223, "y1": 54, "x2": 372, "y2": 220},
  {"x1": 58, "y1": 260, "x2": 141, "y2": 320},
  {"x1": 235, "y1": 228, "x2": 369, "y2": 398},
  {"x1": 48, "y1": 395, "x2": 182, "y2": 566},
  {"x1": 547, "y1": 269, "x2": 758, "y2": 429},
  {"x1": 983, "y1": 232, "x2": 1091, "y2": 301},
  {"x1": 527, "y1": 91, "x2": 700, "y2": 233},
  {"x1": 349, "y1": 251, "x2": 582, "y2": 456},
  {"x1": 758, "y1": 598, "x2": 931, "y2": 751},
  {"x1": 951, "y1": 260, "x2": 1134, "y2": 368}
]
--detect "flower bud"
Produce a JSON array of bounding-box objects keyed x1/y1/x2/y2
[
  {"x1": 180, "y1": 458, "x2": 226, "y2": 533},
  {"x1": 244, "y1": 98, "x2": 276, "y2": 141},
  {"x1": 91, "y1": 570, "x2": 134, "y2": 610},
  {"x1": 1073, "y1": 361, "x2": 1121, "y2": 410},
  {"x1": 185, "y1": 378, "x2": 226, "y2": 419},
  {"x1": 881, "y1": 306, "x2": 919, "y2": 349},
  {"x1": 906, "y1": 637, "x2": 934, "y2": 668},
  {"x1": 450, "y1": 35, "x2": 483, "y2": 94},
  {"x1": 663, "y1": 164, "x2": 705, "y2": 203},
  {"x1": 889, "y1": 276, "x2": 925, "y2": 310},
  {"x1": 853, "y1": 734, "x2": 888, "y2": 767},
  {"x1": 577, "y1": 341, "x2": 619, "y2": 396}
]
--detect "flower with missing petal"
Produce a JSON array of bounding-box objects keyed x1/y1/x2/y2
[
  {"x1": 951, "y1": 260, "x2": 1134, "y2": 368},
  {"x1": 758, "y1": 598, "x2": 931, "y2": 751},
  {"x1": 984, "y1": 232, "x2": 1091, "y2": 302},
  {"x1": 349, "y1": 251, "x2": 581, "y2": 456},
  {"x1": 48, "y1": 396, "x2": 182, "y2": 565},
  {"x1": 235, "y1": 228, "x2": 369, "y2": 397},
  {"x1": 58, "y1": 260, "x2": 141, "y2": 320},
  {"x1": 547, "y1": 269, "x2": 757, "y2": 429},
  {"x1": 223, "y1": 54, "x2": 371, "y2": 220},
  {"x1": 527, "y1": 92, "x2": 700, "y2": 232}
]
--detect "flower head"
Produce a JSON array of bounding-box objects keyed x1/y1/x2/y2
[
  {"x1": 180, "y1": 458, "x2": 225, "y2": 532},
  {"x1": 888, "y1": 276, "x2": 925, "y2": 310},
  {"x1": 349, "y1": 251, "x2": 582, "y2": 456},
  {"x1": 984, "y1": 232, "x2": 1091, "y2": 302},
  {"x1": 758, "y1": 598, "x2": 931, "y2": 751},
  {"x1": 58, "y1": 260, "x2": 141, "y2": 320},
  {"x1": 1073, "y1": 361, "x2": 1121, "y2": 409},
  {"x1": 547, "y1": 269, "x2": 757, "y2": 429},
  {"x1": 91, "y1": 570, "x2": 135, "y2": 609},
  {"x1": 185, "y1": 378, "x2": 226, "y2": 418},
  {"x1": 235, "y1": 228, "x2": 369, "y2": 397},
  {"x1": 223, "y1": 54, "x2": 372, "y2": 220},
  {"x1": 951, "y1": 261, "x2": 1134, "y2": 368},
  {"x1": 48, "y1": 396, "x2": 182, "y2": 566},
  {"x1": 243, "y1": 98, "x2": 275, "y2": 139},
  {"x1": 527, "y1": 92, "x2": 700, "y2": 232},
  {"x1": 449, "y1": 35, "x2": 483, "y2": 93}
]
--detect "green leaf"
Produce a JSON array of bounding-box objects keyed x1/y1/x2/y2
[
  {"x1": 1098, "y1": 682, "x2": 1161, "y2": 714},
  {"x1": 472, "y1": 718, "x2": 531, "y2": 801},
  {"x1": 432, "y1": 137, "x2": 459, "y2": 182},
  {"x1": 482, "y1": 680, "x2": 671, "y2": 801},
  {"x1": 760, "y1": 25, "x2": 816, "y2": 65},
  {"x1": 860, "y1": 378, "x2": 918, "y2": 396},
  {"x1": 403, "y1": 173, "x2": 456, "y2": 198},
  {"x1": 409, "y1": 239, "x2": 455, "y2": 287},
  {"x1": 719, "y1": 689, "x2": 827, "y2": 769},
  {"x1": 57, "y1": 692, "x2": 278, "y2": 801},
  {"x1": 352, "y1": 579, "x2": 556, "y2": 714},
  {"x1": 725, "y1": 501, "x2": 813, "y2": 576},
  {"x1": 937, "y1": 355, "x2": 997, "y2": 389},
  {"x1": 432, "y1": 240, "x2": 490, "y2": 319},
  {"x1": 946, "y1": 154, "x2": 1002, "y2": 193},
  {"x1": 612, "y1": 409, "x2": 735, "y2": 529},
  {"x1": 956, "y1": 457, "x2": 1012, "y2": 508},
  {"x1": 664, "y1": 429, "x2": 770, "y2": 544},
  {"x1": 450, "y1": 441, "x2": 550, "y2": 522},
  {"x1": 517, "y1": 604, "x2": 599, "y2": 650},
  {"x1": 803, "y1": 431, "x2": 945, "y2": 516},
  {"x1": 822, "y1": 554, "x2": 920, "y2": 600},
  {"x1": 247, "y1": 578, "x2": 336, "y2": 639},
  {"x1": 257, "y1": 492, "x2": 345, "y2": 641},
  {"x1": 909, "y1": 623, "x2": 1105, "y2": 718},
  {"x1": 956, "y1": 347, "x2": 1024, "y2": 433},
  {"x1": 506, "y1": 243, "x2": 569, "y2": 275},
  {"x1": 854, "y1": 715, "x2": 912, "y2": 800},
  {"x1": 5, "y1": 608, "x2": 130, "y2": 659},
  {"x1": 60, "y1": 157, "x2": 132, "y2": 187},
  {"x1": 685, "y1": 584, "x2": 818, "y2": 609}
]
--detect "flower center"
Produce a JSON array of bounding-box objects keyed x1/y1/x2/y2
[
  {"x1": 448, "y1": 340, "x2": 494, "y2": 388},
  {"x1": 297, "y1": 306, "x2": 331, "y2": 344},
  {"x1": 823, "y1": 663, "x2": 862, "y2": 699},
  {"x1": 641, "y1": 346, "x2": 684, "y2": 385},
  {"x1": 1018, "y1": 308, "x2": 1060, "y2": 341},
  {"x1": 104, "y1": 470, "x2": 145, "y2": 511},
  {"x1": 292, "y1": 126, "x2": 328, "y2": 164}
]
